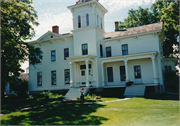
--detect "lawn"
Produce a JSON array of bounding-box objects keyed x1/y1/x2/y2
[{"x1": 1, "y1": 97, "x2": 179, "y2": 125}]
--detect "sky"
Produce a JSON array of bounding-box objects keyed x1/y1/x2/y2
[{"x1": 22, "y1": 0, "x2": 156, "y2": 70}]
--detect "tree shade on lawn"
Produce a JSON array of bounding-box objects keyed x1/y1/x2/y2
[{"x1": 1, "y1": 98, "x2": 179, "y2": 125}]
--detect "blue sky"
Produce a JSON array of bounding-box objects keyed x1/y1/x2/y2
[{"x1": 31, "y1": 0, "x2": 156, "y2": 41}]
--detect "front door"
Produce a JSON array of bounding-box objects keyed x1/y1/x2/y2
[
  {"x1": 79, "y1": 64, "x2": 92, "y2": 86},
  {"x1": 134, "y1": 65, "x2": 142, "y2": 84}
]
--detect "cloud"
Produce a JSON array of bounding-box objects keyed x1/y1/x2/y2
[
  {"x1": 99, "y1": 0, "x2": 153, "y2": 13},
  {"x1": 33, "y1": 11, "x2": 72, "y2": 40}
]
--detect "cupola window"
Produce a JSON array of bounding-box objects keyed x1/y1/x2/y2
[
  {"x1": 86, "y1": 14, "x2": 89, "y2": 26},
  {"x1": 101, "y1": 18, "x2": 103, "y2": 29},
  {"x1": 97, "y1": 15, "x2": 99, "y2": 27},
  {"x1": 78, "y1": 16, "x2": 81, "y2": 28}
]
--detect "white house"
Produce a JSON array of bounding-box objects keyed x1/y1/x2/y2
[{"x1": 28, "y1": 0, "x2": 172, "y2": 98}]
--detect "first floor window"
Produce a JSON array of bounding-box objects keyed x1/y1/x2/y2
[
  {"x1": 37, "y1": 72, "x2": 42, "y2": 86},
  {"x1": 64, "y1": 48, "x2": 69, "y2": 60},
  {"x1": 134, "y1": 65, "x2": 141, "y2": 79},
  {"x1": 51, "y1": 71, "x2": 56, "y2": 85},
  {"x1": 165, "y1": 66, "x2": 172, "y2": 72},
  {"x1": 64, "y1": 69, "x2": 70, "y2": 84},
  {"x1": 106, "y1": 47, "x2": 111, "y2": 57},
  {"x1": 82, "y1": 44, "x2": 88, "y2": 55},
  {"x1": 120, "y1": 66, "x2": 126, "y2": 81},
  {"x1": 122, "y1": 44, "x2": 128, "y2": 55},
  {"x1": 51, "y1": 50, "x2": 56, "y2": 62},
  {"x1": 107, "y1": 67, "x2": 114, "y2": 82}
]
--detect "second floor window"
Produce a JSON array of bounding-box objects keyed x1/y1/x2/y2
[
  {"x1": 82, "y1": 44, "x2": 88, "y2": 55},
  {"x1": 64, "y1": 48, "x2": 69, "y2": 60},
  {"x1": 86, "y1": 14, "x2": 89, "y2": 26},
  {"x1": 51, "y1": 50, "x2": 56, "y2": 62},
  {"x1": 122, "y1": 44, "x2": 128, "y2": 55},
  {"x1": 106, "y1": 47, "x2": 111, "y2": 57},
  {"x1": 78, "y1": 16, "x2": 81, "y2": 28}
]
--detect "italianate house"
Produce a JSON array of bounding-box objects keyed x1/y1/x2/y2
[{"x1": 28, "y1": 0, "x2": 174, "y2": 99}]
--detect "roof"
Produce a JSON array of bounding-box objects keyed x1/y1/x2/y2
[
  {"x1": 105, "y1": 22, "x2": 163, "y2": 39},
  {"x1": 76, "y1": 0, "x2": 94, "y2": 4}
]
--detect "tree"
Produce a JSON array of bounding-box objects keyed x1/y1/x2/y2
[
  {"x1": 1, "y1": 0, "x2": 42, "y2": 101},
  {"x1": 119, "y1": 0, "x2": 179, "y2": 58}
]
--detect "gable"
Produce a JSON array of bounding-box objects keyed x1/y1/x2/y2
[{"x1": 37, "y1": 31, "x2": 62, "y2": 42}]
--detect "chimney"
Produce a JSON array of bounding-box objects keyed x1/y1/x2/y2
[
  {"x1": 52, "y1": 25, "x2": 59, "y2": 34},
  {"x1": 115, "y1": 21, "x2": 119, "y2": 31}
]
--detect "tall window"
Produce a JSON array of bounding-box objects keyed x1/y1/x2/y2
[
  {"x1": 122, "y1": 44, "x2": 128, "y2": 55},
  {"x1": 82, "y1": 44, "x2": 88, "y2": 55},
  {"x1": 64, "y1": 48, "x2": 69, "y2": 60},
  {"x1": 64, "y1": 69, "x2": 70, "y2": 84},
  {"x1": 120, "y1": 66, "x2": 126, "y2": 81},
  {"x1": 51, "y1": 71, "x2": 56, "y2": 85},
  {"x1": 51, "y1": 50, "x2": 56, "y2": 62},
  {"x1": 106, "y1": 47, "x2": 111, "y2": 57},
  {"x1": 78, "y1": 16, "x2": 81, "y2": 28},
  {"x1": 134, "y1": 65, "x2": 141, "y2": 79},
  {"x1": 37, "y1": 72, "x2": 42, "y2": 86},
  {"x1": 97, "y1": 15, "x2": 99, "y2": 27},
  {"x1": 100, "y1": 44, "x2": 103, "y2": 57},
  {"x1": 107, "y1": 67, "x2": 114, "y2": 82},
  {"x1": 86, "y1": 14, "x2": 89, "y2": 26},
  {"x1": 101, "y1": 18, "x2": 103, "y2": 29}
]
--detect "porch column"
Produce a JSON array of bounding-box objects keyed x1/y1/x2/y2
[
  {"x1": 124, "y1": 59, "x2": 129, "y2": 82},
  {"x1": 101, "y1": 62, "x2": 105, "y2": 87},
  {"x1": 85, "y1": 59, "x2": 90, "y2": 87},
  {"x1": 70, "y1": 62, "x2": 74, "y2": 87},
  {"x1": 151, "y1": 55, "x2": 158, "y2": 83}
]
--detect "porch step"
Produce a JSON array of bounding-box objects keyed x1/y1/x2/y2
[
  {"x1": 124, "y1": 85, "x2": 146, "y2": 97},
  {"x1": 64, "y1": 87, "x2": 89, "y2": 100}
]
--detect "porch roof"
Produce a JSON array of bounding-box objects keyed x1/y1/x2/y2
[
  {"x1": 101, "y1": 51, "x2": 158, "y2": 63},
  {"x1": 67, "y1": 55, "x2": 96, "y2": 63}
]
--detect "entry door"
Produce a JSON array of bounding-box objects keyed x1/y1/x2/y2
[
  {"x1": 134, "y1": 65, "x2": 142, "y2": 84},
  {"x1": 80, "y1": 70, "x2": 86, "y2": 86}
]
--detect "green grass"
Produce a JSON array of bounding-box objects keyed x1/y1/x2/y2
[{"x1": 1, "y1": 97, "x2": 179, "y2": 125}]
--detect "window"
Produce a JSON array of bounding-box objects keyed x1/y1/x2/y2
[
  {"x1": 51, "y1": 50, "x2": 56, "y2": 62},
  {"x1": 100, "y1": 44, "x2": 103, "y2": 57},
  {"x1": 120, "y1": 66, "x2": 126, "y2": 81},
  {"x1": 97, "y1": 15, "x2": 99, "y2": 27},
  {"x1": 106, "y1": 47, "x2": 111, "y2": 57},
  {"x1": 107, "y1": 67, "x2": 114, "y2": 82},
  {"x1": 64, "y1": 48, "x2": 69, "y2": 60},
  {"x1": 78, "y1": 16, "x2": 81, "y2": 28},
  {"x1": 134, "y1": 65, "x2": 141, "y2": 79},
  {"x1": 37, "y1": 72, "x2": 42, "y2": 86},
  {"x1": 64, "y1": 69, "x2": 70, "y2": 84},
  {"x1": 86, "y1": 14, "x2": 89, "y2": 26},
  {"x1": 165, "y1": 66, "x2": 172, "y2": 72},
  {"x1": 122, "y1": 44, "x2": 128, "y2": 55},
  {"x1": 101, "y1": 18, "x2": 103, "y2": 29},
  {"x1": 82, "y1": 44, "x2": 88, "y2": 55},
  {"x1": 81, "y1": 70, "x2": 85, "y2": 76},
  {"x1": 51, "y1": 71, "x2": 56, "y2": 85},
  {"x1": 80, "y1": 64, "x2": 91, "y2": 69}
]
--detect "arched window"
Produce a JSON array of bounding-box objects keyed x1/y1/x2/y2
[
  {"x1": 86, "y1": 14, "x2": 89, "y2": 26},
  {"x1": 78, "y1": 16, "x2": 81, "y2": 28},
  {"x1": 97, "y1": 15, "x2": 99, "y2": 27},
  {"x1": 101, "y1": 18, "x2": 103, "y2": 29}
]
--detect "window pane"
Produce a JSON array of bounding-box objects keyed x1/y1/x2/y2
[
  {"x1": 78, "y1": 16, "x2": 81, "y2": 28},
  {"x1": 168, "y1": 66, "x2": 172, "y2": 71},
  {"x1": 81, "y1": 71, "x2": 85, "y2": 76},
  {"x1": 122, "y1": 44, "x2": 128, "y2": 55},
  {"x1": 82, "y1": 44, "x2": 88, "y2": 55},
  {"x1": 51, "y1": 50, "x2": 56, "y2": 62},
  {"x1": 107, "y1": 67, "x2": 113, "y2": 82},
  {"x1": 120, "y1": 66, "x2": 126, "y2": 81},
  {"x1": 37, "y1": 72, "x2": 42, "y2": 86},
  {"x1": 101, "y1": 18, "x2": 102, "y2": 29},
  {"x1": 106, "y1": 47, "x2": 111, "y2": 57},
  {"x1": 134, "y1": 66, "x2": 141, "y2": 79},
  {"x1": 64, "y1": 69, "x2": 70, "y2": 84},
  {"x1": 97, "y1": 15, "x2": 99, "y2": 27},
  {"x1": 51, "y1": 71, "x2": 56, "y2": 85},
  {"x1": 100, "y1": 44, "x2": 103, "y2": 57},
  {"x1": 64, "y1": 48, "x2": 69, "y2": 60},
  {"x1": 86, "y1": 14, "x2": 89, "y2": 26}
]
